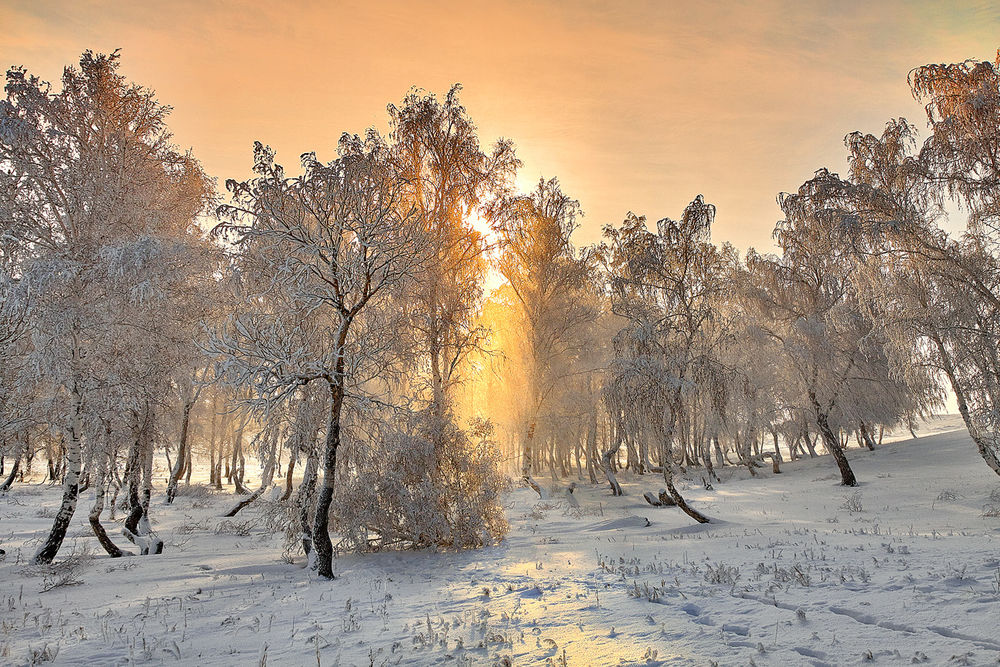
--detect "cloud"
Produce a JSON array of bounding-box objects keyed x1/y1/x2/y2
[{"x1": 1, "y1": 0, "x2": 998, "y2": 249}]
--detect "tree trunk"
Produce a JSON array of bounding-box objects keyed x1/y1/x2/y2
[
  {"x1": 702, "y1": 437, "x2": 719, "y2": 482},
  {"x1": 547, "y1": 436, "x2": 559, "y2": 481},
  {"x1": 34, "y1": 383, "x2": 84, "y2": 564},
  {"x1": 166, "y1": 401, "x2": 194, "y2": 504},
  {"x1": 585, "y1": 413, "x2": 599, "y2": 484},
  {"x1": 223, "y1": 429, "x2": 278, "y2": 517},
  {"x1": 655, "y1": 399, "x2": 710, "y2": 524},
  {"x1": 230, "y1": 422, "x2": 250, "y2": 494},
  {"x1": 600, "y1": 413, "x2": 624, "y2": 496},
  {"x1": 625, "y1": 429, "x2": 639, "y2": 471},
  {"x1": 89, "y1": 458, "x2": 126, "y2": 558},
  {"x1": 123, "y1": 411, "x2": 164, "y2": 555},
  {"x1": 771, "y1": 428, "x2": 783, "y2": 462},
  {"x1": 815, "y1": 409, "x2": 857, "y2": 486},
  {"x1": 659, "y1": 431, "x2": 710, "y2": 523},
  {"x1": 184, "y1": 441, "x2": 193, "y2": 485},
  {"x1": 787, "y1": 435, "x2": 802, "y2": 460},
  {"x1": 209, "y1": 446, "x2": 217, "y2": 487},
  {"x1": 208, "y1": 393, "x2": 218, "y2": 488},
  {"x1": 932, "y1": 336, "x2": 1000, "y2": 477},
  {"x1": 712, "y1": 435, "x2": 725, "y2": 467},
  {"x1": 297, "y1": 450, "x2": 319, "y2": 556},
  {"x1": 0, "y1": 456, "x2": 20, "y2": 492},
  {"x1": 859, "y1": 422, "x2": 877, "y2": 451},
  {"x1": 313, "y1": 376, "x2": 346, "y2": 579},
  {"x1": 280, "y1": 451, "x2": 296, "y2": 501}
]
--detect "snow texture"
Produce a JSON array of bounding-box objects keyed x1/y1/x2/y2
[{"x1": 1, "y1": 415, "x2": 998, "y2": 665}]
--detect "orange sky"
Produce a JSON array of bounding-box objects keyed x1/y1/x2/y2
[{"x1": 2, "y1": 0, "x2": 998, "y2": 249}]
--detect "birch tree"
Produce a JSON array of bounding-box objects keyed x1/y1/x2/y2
[
  {"x1": 389, "y1": 85, "x2": 518, "y2": 418},
  {"x1": 0, "y1": 51, "x2": 212, "y2": 563},
  {"x1": 489, "y1": 178, "x2": 596, "y2": 496},
  {"x1": 600, "y1": 196, "x2": 725, "y2": 522},
  {"x1": 842, "y1": 112, "x2": 1000, "y2": 475},
  {"x1": 743, "y1": 168, "x2": 925, "y2": 486},
  {"x1": 211, "y1": 133, "x2": 426, "y2": 579}
]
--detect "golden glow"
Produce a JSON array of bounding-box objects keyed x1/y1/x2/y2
[
  {"x1": 466, "y1": 210, "x2": 494, "y2": 246},
  {"x1": 2, "y1": 1, "x2": 999, "y2": 251}
]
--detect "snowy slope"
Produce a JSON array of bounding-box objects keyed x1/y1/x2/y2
[{"x1": 1, "y1": 415, "x2": 998, "y2": 666}]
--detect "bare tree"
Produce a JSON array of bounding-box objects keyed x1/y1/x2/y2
[
  {"x1": 211, "y1": 133, "x2": 426, "y2": 579},
  {"x1": 600, "y1": 196, "x2": 726, "y2": 522},
  {"x1": 0, "y1": 51, "x2": 212, "y2": 563}
]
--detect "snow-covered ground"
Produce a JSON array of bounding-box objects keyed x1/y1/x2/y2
[{"x1": 2, "y1": 414, "x2": 999, "y2": 666}]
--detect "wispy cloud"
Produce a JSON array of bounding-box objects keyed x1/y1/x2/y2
[{"x1": 1, "y1": 0, "x2": 997, "y2": 249}]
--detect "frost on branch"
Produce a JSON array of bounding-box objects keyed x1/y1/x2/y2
[{"x1": 333, "y1": 411, "x2": 509, "y2": 553}]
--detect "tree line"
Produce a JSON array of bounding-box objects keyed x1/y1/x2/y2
[{"x1": 1, "y1": 50, "x2": 999, "y2": 573}]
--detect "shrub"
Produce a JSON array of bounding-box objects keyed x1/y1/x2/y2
[
  {"x1": 840, "y1": 491, "x2": 863, "y2": 514},
  {"x1": 333, "y1": 411, "x2": 509, "y2": 552}
]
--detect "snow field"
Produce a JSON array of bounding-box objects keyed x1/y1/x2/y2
[{"x1": 0, "y1": 415, "x2": 998, "y2": 665}]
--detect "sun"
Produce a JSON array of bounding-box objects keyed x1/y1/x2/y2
[{"x1": 467, "y1": 208, "x2": 495, "y2": 244}]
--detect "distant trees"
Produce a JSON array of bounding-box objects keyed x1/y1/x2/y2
[{"x1": 489, "y1": 178, "x2": 598, "y2": 496}]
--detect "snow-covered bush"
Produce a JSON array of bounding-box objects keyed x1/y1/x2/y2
[{"x1": 334, "y1": 412, "x2": 509, "y2": 552}]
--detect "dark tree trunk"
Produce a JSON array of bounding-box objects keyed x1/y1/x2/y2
[
  {"x1": 311, "y1": 326, "x2": 350, "y2": 578},
  {"x1": 585, "y1": 414, "x2": 599, "y2": 485},
  {"x1": 815, "y1": 410, "x2": 857, "y2": 487},
  {"x1": 803, "y1": 430, "x2": 818, "y2": 458},
  {"x1": 34, "y1": 386, "x2": 84, "y2": 564},
  {"x1": 313, "y1": 377, "x2": 345, "y2": 579},
  {"x1": 166, "y1": 401, "x2": 193, "y2": 504},
  {"x1": 601, "y1": 413, "x2": 625, "y2": 496},
  {"x1": 231, "y1": 424, "x2": 250, "y2": 494},
  {"x1": 123, "y1": 413, "x2": 164, "y2": 555},
  {"x1": 224, "y1": 431, "x2": 277, "y2": 517},
  {"x1": 89, "y1": 460, "x2": 126, "y2": 558},
  {"x1": 280, "y1": 451, "x2": 296, "y2": 501},
  {"x1": 859, "y1": 423, "x2": 877, "y2": 451},
  {"x1": 0, "y1": 456, "x2": 20, "y2": 492},
  {"x1": 655, "y1": 397, "x2": 710, "y2": 524},
  {"x1": 224, "y1": 486, "x2": 267, "y2": 517},
  {"x1": 771, "y1": 429, "x2": 783, "y2": 462}
]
